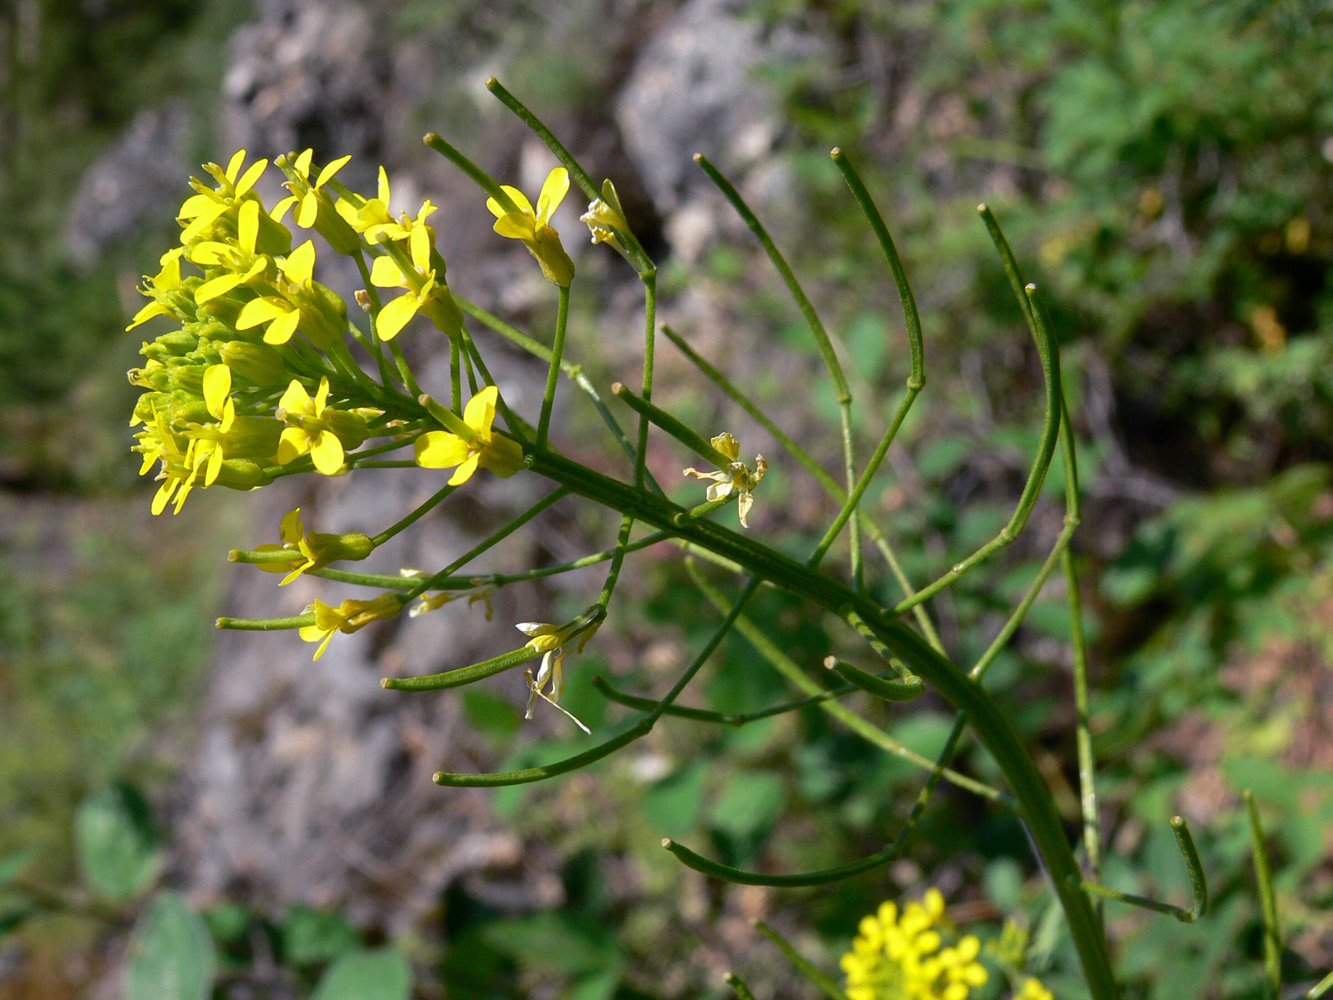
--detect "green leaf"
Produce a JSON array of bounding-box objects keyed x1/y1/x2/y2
[
  {"x1": 125, "y1": 892, "x2": 216, "y2": 1000},
  {"x1": 708, "y1": 771, "x2": 785, "y2": 839},
  {"x1": 642, "y1": 760, "x2": 708, "y2": 837},
  {"x1": 74, "y1": 783, "x2": 160, "y2": 903},
  {"x1": 461, "y1": 688, "x2": 522, "y2": 738},
  {"x1": 278, "y1": 904, "x2": 361, "y2": 967},
  {"x1": 312, "y1": 949, "x2": 412, "y2": 1000}
]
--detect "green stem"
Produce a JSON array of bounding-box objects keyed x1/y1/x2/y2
[
  {"x1": 636, "y1": 269, "x2": 657, "y2": 487},
  {"x1": 612, "y1": 383, "x2": 736, "y2": 468},
  {"x1": 383, "y1": 644, "x2": 539, "y2": 692},
  {"x1": 591, "y1": 674, "x2": 855, "y2": 724},
  {"x1": 1245, "y1": 790, "x2": 1282, "y2": 999},
  {"x1": 402, "y1": 487, "x2": 570, "y2": 602},
  {"x1": 422, "y1": 132, "x2": 517, "y2": 212},
  {"x1": 371, "y1": 481, "x2": 457, "y2": 547},
  {"x1": 662, "y1": 323, "x2": 945, "y2": 654},
  {"x1": 536, "y1": 284, "x2": 570, "y2": 451},
  {"x1": 455, "y1": 293, "x2": 659, "y2": 492},
  {"x1": 525, "y1": 448, "x2": 1116, "y2": 997},
  {"x1": 754, "y1": 921, "x2": 849, "y2": 1000}
]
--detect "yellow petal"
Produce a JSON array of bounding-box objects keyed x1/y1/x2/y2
[
  {"x1": 280, "y1": 507, "x2": 305, "y2": 543},
  {"x1": 263, "y1": 309, "x2": 301, "y2": 346},
  {"x1": 414, "y1": 431, "x2": 470, "y2": 469},
  {"x1": 293, "y1": 148, "x2": 314, "y2": 178},
  {"x1": 282, "y1": 240, "x2": 316, "y2": 283},
  {"x1": 236, "y1": 296, "x2": 290, "y2": 330},
  {"x1": 537, "y1": 167, "x2": 570, "y2": 223},
  {"x1": 194, "y1": 272, "x2": 243, "y2": 304},
  {"x1": 276, "y1": 427, "x2": 309, "y2": 464},
  {"x1": 313, "y1": 377, "x2": 330, "y2": 413},
  {"x1": 493, "y1": 213, "x2": 536, "y2": 241},
  {"x1": 462, "y1": 385, "x2": 499, "y2": 434},
  {"x1": 316, "y1": 153, "x2": 352, "y2": 187},
  {"x1": 279, "y1": 379, "x2": 312, "y2": 415},
  {"x1": 126, "y1": 300, "x2": 168, "y2": 331},
  {"x1": 376, "y1": 292, "x2": 418, "y2": 341},
  {"x1": 369, "y1": 254, "x2": 406, "y2": 288},
  {"x1": 238, "y1": 199, "x2": 260, "y2": 252},
  {"x1": 234, "y1": 157, "x2": 268, "y2": 196},
  {"x1": 410, "y1": 221, "x2": 431, "y2": 271},
  {"x1": 447, "y1": 451, "x2": 481, "y2": 486},
  {"x1": 203, "y1": 364, "x2": 232, "y2": 418},
  {"x1": 296, "y1": 191, "x2": 319, "y2": 229},
  {"x1": 310, "y1": 431, "x2": 344, "y2": 475},
  {"x1": 376, "y1": 165, "x2": 390, "y2": 205}
]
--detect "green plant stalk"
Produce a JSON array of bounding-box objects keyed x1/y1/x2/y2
[
  {"x1": 535, "y1": 284, "x2": 570, "y2": 452},
  {"x1": 661, "y1": 323, "x2": 945, "y2": 654},
  {"x1": 591, "y1": 674, "x2": 855, "y2": 724},
  {"x1": 612, "y1": 382, "x2": 737, "y2": 469},
  {"x1": 383, "y1": 643, "x2": 540, "y2": 692},
  {"x1": 694, "y1": 154, "x2": 862, "y2": 583},
  {"x1": 456, "y1": 293, "x2": 658, "y2": 490},
  {"x1": 525, "y1": 448, "x2": 1117, "y2": 998},
  {"x1": 401, "y1": 487, "x2": 570, "y2": 602},
  {"x1": 422, "y1": 132, "x2": 518, "y2": 213},
  {"x1": 689, "y1": 563, "x2": 1007, "y2": 807},
  {"x1": 371, "y1": 481, "x2": 458, "y2": 547},
  {"x1": 635, "y1": 269, "x2": 657, "y2": 487},
  {"x1": 433, "y1": 577, "x2": 761, "y2": 787},
  {"x1": 1245, "y1": 790, "x2": 1281, "y2": 999},
  {"x1": 754, "y1": 921, "x2": 850, "y2": 1000},
  {"x1": 1308, "y1": 971, "x2": 1333, "y2": 999},
  {"x1": 724, "y1": 973, "x2": 758, "y2": 1000}
]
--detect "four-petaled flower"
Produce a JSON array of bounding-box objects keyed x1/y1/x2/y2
[
  {"x1": 682, "y1": 432, "x2": 767, "y2": 528},
  {"x1": 276, "y1": 377, "x2": 345, "y2": 475},
  {"x1": 255, "y1": 507, "x2": 373, "y2": 586},
  {"x1": 299, "y1": 593, "x2": 403, "y2": 661},
  {"x1": 177, "y1": 149, "x2": 268, "y2": 244},
  {"x1": 487, "y1": 167, "x2": 576, "y2": 286},
  {"x1": 414, "y1": 385, "x2": 524, "y2": 485},
  {"x1": 233, "y1": 240, "x2": 318, "y2": 345},
  {"x1": 369, "y1": 218, "x2": 441, "y2": 340}
]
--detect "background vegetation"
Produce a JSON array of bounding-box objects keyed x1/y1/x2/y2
[{"x1": 1, "y1": 0, "x2": 1327, "y2": 997}]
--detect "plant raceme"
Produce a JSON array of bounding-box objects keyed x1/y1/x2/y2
[{"x1": 126, "y1": 78, "x2": 1225, "y2": 1000}]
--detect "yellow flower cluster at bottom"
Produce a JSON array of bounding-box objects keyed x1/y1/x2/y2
[{"x1": 841, "y1": 889, "x2": 989, "y2": 1000}]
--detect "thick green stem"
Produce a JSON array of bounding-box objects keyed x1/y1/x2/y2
[{"x1": 527, "y1": 447, "x2": 1118, "y2": 998}]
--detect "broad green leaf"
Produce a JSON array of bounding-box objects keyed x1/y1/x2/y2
[
  {"x1": 75, "y1": 784, "x2": 160, "y2": 903},
  {"x1": 312, "y1": 949, "x2": 412, "y2": 1000},
  {"x1": 125, "y1": 892, "x2": 216, "y2": 1000}
]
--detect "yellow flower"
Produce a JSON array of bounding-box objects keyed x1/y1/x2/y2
[
  {"x1": 336, "y1": 165, "x2": 395, "y2": 237},
  {"x1": 274, "y1": 148, "x2": 353, "y2": 230},
  {"x1": 682, "y1": 432, "x2": 767, "y2": 528},
  {"x1": 1016, "y1": 978, "x2": 1054, "y2": 1000},
  {"x1": 254, "y1": 507, "x2": 374, "y2": 586},
  {"x1": 126, "y1": 248, "x2": 186, "y2": 330},
  {"x1": 299, "y1": 593, "x2": 403, "y2": 661},
  {"x1": 580, "y1": 178, "x2": 630, "y2": 252},
  {"x1": 368, "y1": 221, "x2": 441, "y2": 340},
  {"x1": 414, "y1": 385, "x2": 524, "y2": 485},
  {"x1": 177, "y1": 149, "x2": 269, "y2": 244},
  {"x1": 276, "y1": 377, "x2": 347, "y2": 475},
  {"x1": 189, "y1": 199, "x2": 270, "y2": 305},
  {"x1": 487, "y1": 167, "x2": 576, "y2": 286},
  {"x1": 841, "y1": 890, "x2": 988, "y2": 1000},
  {"x1": 234, "y1": 240, "x2": 316, "y2": 345}
]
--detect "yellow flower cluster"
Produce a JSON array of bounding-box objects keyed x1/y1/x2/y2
[
  {"x1": 841, "y1": 890, "x2": 989, "y2": 1000},
  {"x1": 126, "y1": 148, "x2": 491, "y2": 515}
]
